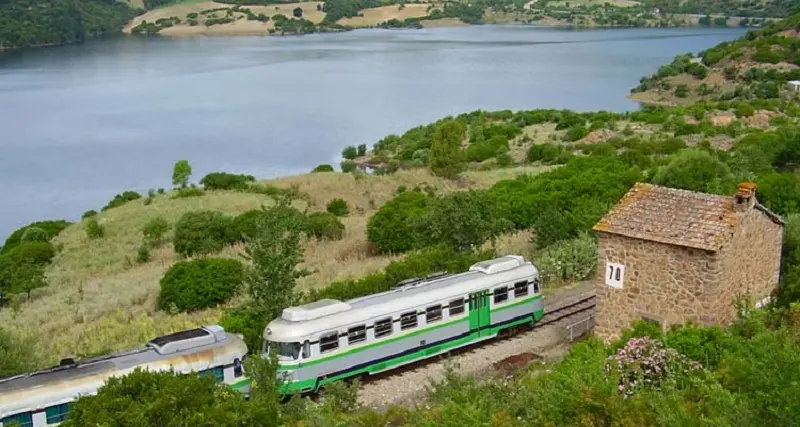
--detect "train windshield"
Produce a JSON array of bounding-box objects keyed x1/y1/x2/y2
[{"x1": 264, "y1": 341, "x2": 301, "y2": 361}]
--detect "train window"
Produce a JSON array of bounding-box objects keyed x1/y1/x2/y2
[
  {"x1": 320, "y1": 333, "x2": 339, "y2": 353},
  {"x1": 302, "y1": 340, "x2": 311, "y2": 359},
  {"x1": 46, "y1": 403, "x2": 71, "y2": 424},
  {"x1": 400, "y1": 311, "x2": 418, "y2": 330},
  {"x1": 493, "y1": 287, "x2": 509, "y2": 304},
  {"x1": 531, "y1": 278, "x2": 540, "y2": 293},
  {"x1": 426, "y1": 305, "x2": 443, "y2": 323},
  {"x1": 375, "y1": 317, "x2": 393, "y2": 338},
  {"x1": 199, "y1": 367, "x2": 224, "y2": 383},
  {"x1": 275, "y1": 342, "x2": 301, "y2": 361},
  {"x1": 449, "y1": 298, "x2": 465, "y2": 316},
  {"x1": 348, "y1": 325, "x2": 367, "y2": 345},
  {"x1": 2, "y1": 412, "x2": 32, "y2": 427},
  {"x1": 514, "y1": 281, "x2": 529, "y2": 298},
  {"x1": 234, "y1": 358, "x2": 243, "y2": 378}
]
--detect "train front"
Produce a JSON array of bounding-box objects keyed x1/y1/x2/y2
[{"x1": 262, "y1": 317, "x2": 309, "y2": 394}]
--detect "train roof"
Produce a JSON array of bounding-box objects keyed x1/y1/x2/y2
[
  {"x1": 0, "y1": 325, "x2": 247, "y2": 418},
  {"x1": 266, "y1": 255, "x2": 539, "y2": 342}
]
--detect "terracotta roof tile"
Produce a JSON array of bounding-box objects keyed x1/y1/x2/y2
[{"x1": 592, "y1": 183, "x2": 741, "y2": 251}]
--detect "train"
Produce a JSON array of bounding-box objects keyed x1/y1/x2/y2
[
  {"x1": 263, "y1": 254, "x2": 543, "y2": 394},
  {"x1": 0, "y1": 325, "x2": 249, "y2": 427}
]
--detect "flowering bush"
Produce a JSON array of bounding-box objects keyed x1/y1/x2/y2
[{"x1": 605, "y1": 336, "x2": 702, "y2": 398}]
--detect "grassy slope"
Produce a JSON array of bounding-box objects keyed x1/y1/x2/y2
[
  {"x1": 2, "y1": 166, "x2": 547, "y2": 368},
  {"x1": 630, "y1": 13, "x2": 800, "y2": 106}
]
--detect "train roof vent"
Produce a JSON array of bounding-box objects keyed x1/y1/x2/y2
[
  {"x1": 281, "y1": 299, "x2": 351, "y2": 322},
  {"x1": 147, "y1": 326, "x2": 221, "y2": 355},
  {"x1": 469, "y1": 255, "x2": 526, "y2": 275}
]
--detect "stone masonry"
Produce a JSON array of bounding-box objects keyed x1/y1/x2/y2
[{"x1": 592, "y1": 182, "x2": 784, "y2": 342}]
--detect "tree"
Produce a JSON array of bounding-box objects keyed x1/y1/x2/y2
[
  {"x1": 357, "y1": 144, "x2": 367, "y2": 157},
  {"x1": 366, "y1": 190, "x2": 430, "y2": 254},
  {"x1": 652, "y1": 148, "x2": 734, "y2": 194},
  {"x1": 341, "y1": 145, "x2": 358, "y2": 160},
  {"x1": 142, "y1": 216, "x2": 171, "y2": 246},
  {"x1": 172, "y1": 160, "x2": 192, "y2": 188},
  {"x1": 429, "y1": 119, "x2": 466, "y2": 179},
  {"x1": 173, "y1": 211, "x2": 236, "y2": 257},
  {"x1": 10, "y1": 262, "x2": 47, "y2": 300},
  {"x1": 293, "y1": 6, "x2": 303, "y2": 17}
]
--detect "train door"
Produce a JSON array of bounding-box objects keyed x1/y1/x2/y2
[{"x1": 468, "y1": 290, "x2": 491, "y2": 337}]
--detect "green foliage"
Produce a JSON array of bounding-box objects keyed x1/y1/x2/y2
[
  {"x1": 19, "y1": 227, "x2": 48, "y2": 243},
  {"x1": 0, "y1": 0, "x2": 138, "y2": 50},
  {"x1": 173, "y1": 211, "x2": 237, "y2": 257},
  {"x1": 305, "y1": 212, "x2": 345, "y2": 241},
  {"x1": 102, "y1": 191, "x2": 142, "y2": 211},
  {"x1": 340, "y1": 160, "x2": 357, "y2": 173},
  {"x1": 534, "y1": 231, "x2": 598, "y2": 284},
  {"x1": 82, "y1": 210, "x2": 98, "y2": 219},
  {"x1": 4, "y1": 241, "x2": 56, "y2": 265},
  {"x1": 136, "y1": 245, "x2": 151, "y2": 264},
  {"x1": 171, "y1": 187, "x2": 206, "y2": 199},
  {"x1": 429, "y1": 119, "x2": 466, "y2": 179},
  {"x1": 84, "y1": 217, "x2": 105, "y2": 239},
  {"x1": 311, "y1": 164, "x2": 334, "y2": 173},
  {"x1": 652, "y1": 148, "x2": 735, "y2": 194},
  {"x1": 158, "y1": 258, "x2": 244, "y2": 312},
  {"x1": 0, "y1": 327, "x2": 36, "y2": 379},
  {"x1": 366, "y1": 190, "x2": 429, "y2": 254},
  {"x1": 341, "y1": 145, "x2": 358, "y2": 159},
  {"x1": 326, "y1": 198, "x2": 349, "y2": 217},
  {"x1": 199, "y1": 172, "x2": 256, "y2": 190},
  {"x1": 2, "y1": 220, "x2": 70, "y2": 254},
  {"x1": 526, "y1": 143, "x2": 573, "y2": 164},
  {"x1": 564, "y1": 125, "x2": 589, "y2": 141},
  {"x1": 321, "y1": 0, "x2": 380, "y2": 23},
  {"x1": 142, "y1": 216, "x2": 171, "y2": 246},
  {"x1": 674, "y1": 83, "x2": 689, "y2": 98},
  {"x1": 172, "y1": 159, "x2": 192, "y2": 188}
]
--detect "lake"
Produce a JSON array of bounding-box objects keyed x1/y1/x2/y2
[{"x1": 0, "y1": 25, "x2": 746, "y2": 239}]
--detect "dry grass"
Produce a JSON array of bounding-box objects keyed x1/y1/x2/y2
[
  {"x1": 3, "y1": 166, "x2": 550, "y2": 368},
  {"x1": 337, "y1": 4, "x2": 431, "y2": 26}
]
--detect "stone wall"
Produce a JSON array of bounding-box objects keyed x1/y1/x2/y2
[
  {"x1": 713, "y1": 206, "x2": 783, "y2": 323},
  {"x1": 593, "y1": 233, "x2": 721, "y2": 342}
]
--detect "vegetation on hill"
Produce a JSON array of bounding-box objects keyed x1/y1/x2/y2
[
  {"x1": 0, "y1": 0, "x2": 140, "y2": 50},
  {"x1": 632, "y1": 12, "x2": 800, "y2": 105}
]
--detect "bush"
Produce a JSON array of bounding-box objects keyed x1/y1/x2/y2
[
  {"x1": 142, "y1": 217, "x2": 170, "y2": 245},
  {"x1": 173, "y1": 211, "x2": 237, "y2": 257},
  {"x1": 84, "y1": 217, "x2": 105, "y2": 239},
  {"x1": 340, "y1": 160, "x2": 357, "y2": 173},
  {"x1": 2, "y1": 220, "x2": 70, "y2": 254},
  {"x1": 367, "y1": 190, "x2": 430, "y2": 254},
  {"x1": 305, "y1": 212, "x2": 345, "y2": 241},
  {"x1": 533, "y1": 232, "x2": 598, "y2": 285},
  {"x1": 311, "y1": 164, "x2": 335, "y2": 173},
  {"x1": 158, "y1": 258, "x2": 244, "y2": 312},
  {"x1": 20, "y1": 227, "x2": 48, "y2": 243},
  {"x1": 136, "y1": 245, "x2": 151, "y2": 264},
  {"x1": 652, "y1": 148, "x2": 734, "y2": 194},
  {"x1": 82, "y1": 210, "x2": 97, "y2": 219},
  {"x1": 4, "y1": 241, "x2": 56, "y2": 265},
  {"x1": 735, "y1": 103, "x2": 756, "y2": 118},
  {"x1": 199, "y1": 172, "x2": 256, "y2": 190},
  {"x1": 172, "y1": 187, "x2": 206, "y2": 199},
  {"x1": 326, "y1": 198, "x2": 349, "y2": 217},
  {"x1": 675, "y1": 84, "x2": 689, "y2": 98},
  {"x1": 102, "y1": 191, "x2": 142, "y2": 211},
  {"x1": 342, "y1": 145, "x2": 358, "y2": 159},
  {"x1": 527, "y1": 143, "x2": 572, "y2": 164}
]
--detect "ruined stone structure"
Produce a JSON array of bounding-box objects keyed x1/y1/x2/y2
[{"x1": 592, "y1": 182, "x2": 784, "y2": 342}]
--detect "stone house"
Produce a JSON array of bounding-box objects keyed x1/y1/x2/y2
[{"x1": 591, "y1": 182, "x2": 784, "y2": 342}]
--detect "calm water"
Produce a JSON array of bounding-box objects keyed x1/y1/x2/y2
[{"x1": 0, "y1": 25, "x2": 746, "y2": 238}]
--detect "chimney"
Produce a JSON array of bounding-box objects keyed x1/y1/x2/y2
[{"x1": 734, "y1": 182, "x2": 757, "y2": 212}]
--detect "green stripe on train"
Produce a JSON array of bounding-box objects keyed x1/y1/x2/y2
[
  {"x1": 277, "y1": 294, "x2": 544, "y2": 371},
  {"x1": 277, "y1": 303, "x2": 544, "y2": 394}
]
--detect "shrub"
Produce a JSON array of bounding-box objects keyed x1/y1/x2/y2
[
  {"x1": 142, "y1": 217, "x2": 170, "y2": 245},
  {"x1": 496, "y1": 153, "x2": 514, "y2": 167},
  {"x1": 305, "y1": 212, "x2": 345, "y2": 241},
  {"x1": 199, "y1": 172, "x2": 255, "y2": 190},
  {"x1": 158, "y1": 258, "x2": 244, "y2": 312},
  {"x1": 5, "y1": 241, "x2": 56, "y2": 265},
  {"x1": 533, "y1": 232, "x2": 598, "y2": 285},
  {"x1": 102, "y1": 191, "x2": 141, "y2": 211},
  {"x1": 136, "y1": 245, "x2": 151, "y2": 264},
  {"x1": 82, "y1": 210, "x2": 97, "y2": 219},
  {"x1": 173, "y1": 211, "x2": 237, "y2": 257},
  {"x1": 357, "y1": 144, "x2": 367, "y2": 156},
  {"x1": 735, "y1": 103, "x2": 756, "y2": 118},
  {"x1": 429, "y1": 119, "x2": 466, "y2": 179},
  {"x1": 527, "y1": 143, "x2": 572, "y2": 164},
  {"x1": 675, "y1": 84, "x2": 689, "y2": 98},
  {"x1": 342, "y1": 145, "x2": 358, "y2": 159},
  {"x1": 326, "y1": 198, "x2": 349, "y2": 217},
  {"x1": 84, "y1": 217, "x2": 105, "y2": 239},
  {"x1": 340, "y1": 160, "x2": 357, "y2": 173},
  {"x1": 564, "y1": 125, "x2": 588, "y2": 142},
  {"x1": 367, "y1": 190, "x2": 430, "y2": 254},
  {"x1": 2, "y1": 220, "x2": 70, "y2": 253},
  {"x1": 20, "y1": 227, "x2": 48, "y2": 243},
  {"x1": 311, "y1": 164, "x2": 335, "y2": 173},
  {"x1": 172, "y1": 187, "x2": 206, "y2": 199},
  {"x1": 652, "y1": 148, "x2": 734, "y2": 194}
]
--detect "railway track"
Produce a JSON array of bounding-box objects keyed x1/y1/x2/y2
[{"x1": 353, "y1": 292, "x2": 597, "y2": 408}]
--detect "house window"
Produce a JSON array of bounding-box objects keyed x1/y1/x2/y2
[
  {"x1": 46, "y1": 403, "x2": 71, "y2": 424},
  {"x1": 375, "y1": 317, "x2": 393, "y2": 338},
  {"x1": 514, "y1": 281, "x2": 528, "y2": 298},
  {"x1": 198, "y1": 366, "x2": 224, "y2": 383},
  {"x1": 493, "y1": 287, "x2": 509, "y2": 304},
  {"x1": 348, "y1": 325, "x2": 367, "y2": 345},
  {"x1": 400, "y1": 311, "x2": 418, "y2": 330},
  {"x1": 320, "y1": 333, "x2": 339, "y2": 353},
  {"x1": 449, "y1": 298, "x2": 465, "y2": 316},
  {"x1": 2, "y1": 413, "x2": 32, "y2": 427},
  {"x1": 426, "y1": 305, "x2": 442, "y2": 323}
]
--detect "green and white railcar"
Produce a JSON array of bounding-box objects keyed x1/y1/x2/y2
[
  {"x1": 0, "y1": 325, "x2": 250, "y2": 427},
  {"x1": 264, "y1": 255, "x2": 543, "y2": 394}
]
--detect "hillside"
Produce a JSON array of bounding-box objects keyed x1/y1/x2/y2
[{"x1": 630, "y1": 12, "x2": 800, "y2": 105}]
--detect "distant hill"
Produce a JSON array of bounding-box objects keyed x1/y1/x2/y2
[{"x1": 630, "y1": 12, "x2": 800, "y2": 105}]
